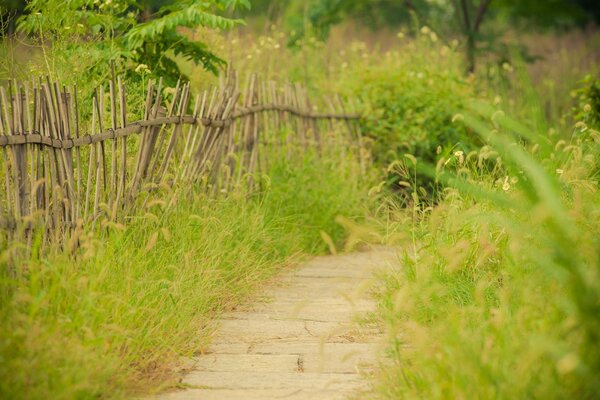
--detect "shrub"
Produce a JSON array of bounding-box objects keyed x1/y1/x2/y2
[{"x1": 340, "y1": 32, "x2": 480, "y2": 200}]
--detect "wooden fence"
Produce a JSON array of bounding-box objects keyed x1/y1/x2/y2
[{"x1": 0, "y1": 69, "x2": 362, "y2": 242}]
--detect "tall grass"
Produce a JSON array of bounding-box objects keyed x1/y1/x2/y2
[
  {"x1": 372, "y1": 92, "x2": 600, "y2": 398},
  {"x1": 0, "y1": 149, "x2": 370, "y2": 399}
]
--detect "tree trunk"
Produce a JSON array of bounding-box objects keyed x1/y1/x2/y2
[{"x1": 466, "y1": 32, "x2": 476, "y2": 73}]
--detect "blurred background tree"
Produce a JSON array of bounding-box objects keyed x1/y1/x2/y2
[
  {"x1": 2, "y1": 0, "x2": 599, "y2": 78},
  {"x1": 231, "y1": 0, "x2": 600, "y2": 72}
]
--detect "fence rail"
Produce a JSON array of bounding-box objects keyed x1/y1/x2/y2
[{"x1": 0, "y1": 69, "x2": 363, "y2": 242}]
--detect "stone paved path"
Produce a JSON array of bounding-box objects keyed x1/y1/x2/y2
[{"x1": 154, "y1": 249, "x2": 395, "y2": 400}]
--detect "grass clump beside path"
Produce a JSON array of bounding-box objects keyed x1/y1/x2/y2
[
  {"x1": 372, "y1": 102, "x2": 600, "y2": 399},
  {"x1": 0, "y1": 152, "x2": 369, "y2": 400}
]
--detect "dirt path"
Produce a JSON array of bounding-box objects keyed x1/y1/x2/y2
[{"x1": 154, "y1": 248, "x2": 395, "y2": 400}]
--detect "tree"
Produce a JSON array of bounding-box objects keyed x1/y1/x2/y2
[{"x1": 17, "y1": 0, "x2": 250, "y2": 84}]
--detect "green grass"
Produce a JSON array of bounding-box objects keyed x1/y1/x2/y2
[
  {"x1": 371, "y1": 98, "x2": 600, "y2": 399},
  {"x1": 0, "y1": 150, "x2": 369, "y2": 400}
]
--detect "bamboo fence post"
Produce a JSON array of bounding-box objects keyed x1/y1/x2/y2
[{"x1": 0, "y1": 71, "x2": 361, "y2": 242}]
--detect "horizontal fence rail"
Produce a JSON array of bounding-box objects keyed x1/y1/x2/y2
[{"x1": 0, "y1": 69, "x2": 364, "y2": 243}]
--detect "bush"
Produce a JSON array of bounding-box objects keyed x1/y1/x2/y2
[{"x1": 340, "y1": 32, "x2": 480, "y2": 199}]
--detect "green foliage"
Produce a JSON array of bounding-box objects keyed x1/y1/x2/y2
[
  {"x1": 340, "y1": 34, "x2": 479, "y2": 199},
  {"x1": 280, "y1": 0, "x2": 599, "y2": 71},
  {"x1": 17, "y1": 0, "x2": 249, "y2": 85},
  {"x1": 284, "y1": 0, "x2": 420, "y2": 47},
  {"x1": 574, "y1": 75, "x2": 600, "y2": 129},
  {"x1": 374, "y1": 98, "x2": 600, "y2": 399},
  {"x1": 0, "y1": 143, "x2": 369, "y2": 399},
  {"x1": 264, "y1": 150, "x2": 371, "y2": 253}
]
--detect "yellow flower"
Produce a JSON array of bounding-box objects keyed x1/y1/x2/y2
[{"x1": 134, "y1": 64, "x2": 150, "y2": 74}]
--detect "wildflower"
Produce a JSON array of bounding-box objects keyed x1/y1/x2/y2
[
  {"x1": 420, "y1": 26, "x2": 430, "y2": 35},
  {"x1": 556, "y1": 169, "x2": 564, "y2": 175},
  {"x1": 502, "y1": 176, "x2": 510, "y2": 191},
  {"x1": 397, "y1": 32, "x2": 405, "y2": 39},
  {"x1": 502, "y1": 62, "x2": 513, "y2": 72},
  {"x1": 584, "y1": 104, "x2": 592, "y2": 113},
  {"x1": 493, "y1": 96, "x2": 502, "y2": 105},
  {"x1": 429, "y1": 32, "x2": 438, "y2": 42},
  {"x1": 134, "y1": 64, "x2": 150, "y2": 74}
]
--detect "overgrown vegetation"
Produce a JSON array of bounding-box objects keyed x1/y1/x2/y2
[
  {"x1": 1, "y1": 1, "x2": 600, "y2": 399},
  {"x1": 15, "y1": 0, "x2": 250, "y2": 84},
  {"x1": 367, "y1": 38, "x2": 600, "y2": 400},
  {"x1": 0, "y1": 150, "x2": 369, "y2": 399}
]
